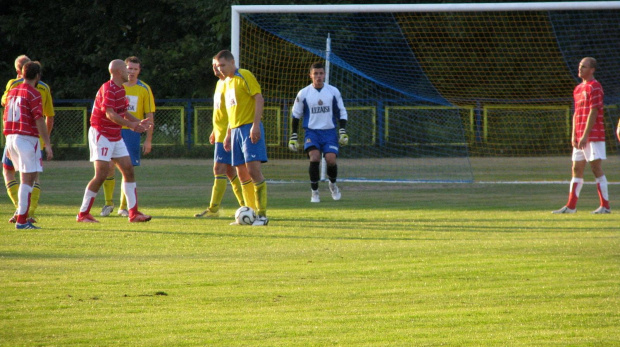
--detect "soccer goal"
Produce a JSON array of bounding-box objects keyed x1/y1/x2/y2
[{"x1": 231, "y1": 2, "x2": 620, "y2": 183}]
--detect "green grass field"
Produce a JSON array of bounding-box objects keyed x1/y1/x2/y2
[{"x1": 1, "y1": 158, "x2": 619, "y2": 346}]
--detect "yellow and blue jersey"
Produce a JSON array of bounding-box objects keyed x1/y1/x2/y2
[
  {"x1": 122, "y1": 79, "x2": 155, "y2": 129},
  {"x1": 224, "y1": 69, "x2": 262, "y2": 129},
  {"x1": 213, "y1": 79, "x2": 228, "y2": 143}
]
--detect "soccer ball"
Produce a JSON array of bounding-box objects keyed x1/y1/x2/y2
[{"x1": 235, "y1": 206, "x2": 256, "y2": 225}]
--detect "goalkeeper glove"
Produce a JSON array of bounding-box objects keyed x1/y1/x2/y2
[
  {"x1": 288, "y1": 133, "x2": 299, "y2": 151},
  {"x1": 338, "y1": 128, "x2": 349, "y2": 146}
]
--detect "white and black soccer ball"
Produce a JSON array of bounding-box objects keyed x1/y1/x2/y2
[{"x1": 235, "y1": 206, "x2": 256, "y2": 225}]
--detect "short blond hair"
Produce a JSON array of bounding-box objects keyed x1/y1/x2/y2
[{"x1": 15, "y1": 55, "x2": 30, "y2": 73}]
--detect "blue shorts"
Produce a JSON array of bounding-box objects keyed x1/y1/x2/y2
[
  {"x1": 304, "y1": 128, "x2": 339, "y2": 155},
  {"x1": 121, "y1": 129, "x2": 141, "y2": 166},
  {"x1": 2, "y1": 147, "x2": 14, "y2": 170},
  {"x1": 214, "y1": 142, "x2": 232, "y2": 165},
  {"x1": 231, "y1": 123, "x2": 268, "y2": 167}
]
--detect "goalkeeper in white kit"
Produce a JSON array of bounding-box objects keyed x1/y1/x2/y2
[{"x1": 289, "y1": 62, "x2": 348, "y2": 203}]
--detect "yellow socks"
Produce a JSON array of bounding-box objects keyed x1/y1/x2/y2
[
  {"x1": 209, "y1": 174, "x2": 227, "y2": 212},
  {"x1": 230, "y1": 175, "x2": 245, "y2": 207},
  {"x1": 6, "y1": 179, "x2": 19, "y2": 209},
  {"x1": 241, "y1": 179, "x2": 257, "y2": 210},
  {"x1": 28, "y1": 182, "x2": 41, "y2": 217},
  {"x1": 102, "y1": 176, "x2": 115, "y2": 206},
  {"x1": 254, "y1": 180, "x2": 268, "y2": 217}
]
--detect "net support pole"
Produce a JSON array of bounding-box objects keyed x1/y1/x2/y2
[{"x1": 320, "y1": 34, "x2": 331, "y2": 181}]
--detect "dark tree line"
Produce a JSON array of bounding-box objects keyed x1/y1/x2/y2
[{"x1": 0, "y1": 0, "x2": 552, "y2": 100}]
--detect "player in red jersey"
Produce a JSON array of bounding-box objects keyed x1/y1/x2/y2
[
  {"x1": 2, "y1": 62, "x2": 53, "y2": 229},
  {"x1": 553, "y1": 57, "x2": 610, "y2": 214},
  {"x1": 77, "y1": 60, "x2": 153, "y2": 223}
]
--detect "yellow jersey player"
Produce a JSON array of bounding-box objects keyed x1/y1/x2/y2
[
  {"x1": 194, "y1": 57, "x2": 251, "y2": 218},
  {"x1": 215, "y1": 50, "x2": 269, "y2": 226}
]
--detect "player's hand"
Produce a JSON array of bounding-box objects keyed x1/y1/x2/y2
[
  {"x1": 223, "y1": 134, "x2": 231, "y2": 152},
  {"x1": 139, "y1": 118, "x2": 154, "y2": 131},
  {"x1": 209, "y1": 132, "x2": 215, "y2": 145},
  {"x1": 142, "y1": 139, "x2": 152, "y2": 155},
  {"x1": 288, "y1": 133, "x2": 299, "y2": 151},
  {"x1": 338, "y1": 128, "x2": 349, "y2": 146},
  {"x1": 132, "y1": 122, "x2": 145, "y2": 133},
  {"x1": 250, "y1": 124, "x2": 261, "y2": 144},
  {"x1": 45, "y1": 144, "x2": 53, "y2": 161},
  {"x1": 616, "y1": 126, "x2": 620, "y2": 142}
]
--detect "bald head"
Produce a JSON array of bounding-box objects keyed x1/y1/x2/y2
[{"x1": 108, "y1": 59, "x2": 129, "y2": 85}]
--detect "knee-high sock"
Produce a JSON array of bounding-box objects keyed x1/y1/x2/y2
[
  {"x1": 209, "y1": 174, "x2": 227, "y2": 212},
  {"x1": 241, "y1": 179, "x2": 257, "y2": 210},
  {"x1": 16, "y1": 183, "x2": 33, "y2": 224},
  {"x1": 327, "y1": 164, "x2": 338, "y2": 184},
  {"x1": 102, "y1": 176, "x2": 115, "y2": 206},
  {"x1": 254, "y1": 180, "x2": 268, "y2": 217},
  {"x1": 230, "y1": 175, "x2": 245, "y2": 207},
  {"x1": 79, "y1": 189, "x2": 98, "y2": 215},
  {"x1": 596, "y1": 175, "x2": 610, "y2": 209},
  {"x1": 122, "y1": 181, "x2": 138, "y2": 215},
  {"x1": 6, "y1": 179, "x2": 19, "y2": 209},
  {"x1": 119, "y1": 192, "x2": 127, "y2": 210},
  {"x1": 28, "y1": 182, "x2": 41, "y2": 217},
  {"x1": 309, "y1": 161, "x2": 320, "y2": 191},
  {"x1": 567, "y1": 177, "x2": 584, "y2": 209}
]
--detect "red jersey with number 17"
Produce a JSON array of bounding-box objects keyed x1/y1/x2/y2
[
  {"x1": 90, "y1": 80, "x2": 128, "y2": 141},
  {"x1": 573, "y1": 79, "x2": 605, "y2": 142},
  {"x1": 2, "y1": 83, "x2": 43, "y2": 137}
]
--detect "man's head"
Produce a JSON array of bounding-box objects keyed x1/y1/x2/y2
[
  {"x1": 125, "y1": 56, "x2": 142, "y2": 83},
  {"x1": 309, "y1": 62, "x2": 326, "y2": 88},
  {"x1": 15, "y1": 55, "x2": 31, "y2": 77},
  {"x1": 214, "y1": 50, "x2": 236, "y2": 78},
  {"x1": 22, "y1": 61, "x2": 41, "y2": 84},
  {"x1": 109, "y1": 59, "x2": 129, "y2": 84},
  {"x1": 212, "y1": 57, "x2": 224, "y2": 80},
  {"x1": 578, "y1": 57, "x2": 597, "y2": 81}
]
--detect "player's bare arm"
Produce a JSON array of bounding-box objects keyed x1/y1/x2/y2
[
  {"x1": 578, "y1": 108, "x2": 597, "y2": 149},
  {"x1": 35, "y1": 117, "x2": 53, "y2": 161},
  {"x1": 250, "y1": 93, "x2": 264, "y2": 144}
]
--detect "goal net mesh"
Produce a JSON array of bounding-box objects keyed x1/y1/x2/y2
[{"x1": 237, "y1": 8, "x2": 620, "y2": 182}]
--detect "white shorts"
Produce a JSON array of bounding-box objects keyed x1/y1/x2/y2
[
  {"x1": 572, "y1": 141, "x2": 606, "y2": 162},
  {"x1": 5, "y1": 134, "x2": 43, "y2": 173},
  {"x1": 88, "y1": 127, "x2": 129, "y2": 162}
]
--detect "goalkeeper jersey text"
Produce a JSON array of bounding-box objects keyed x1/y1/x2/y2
[{"x1": 292, "y1": 83, "x2": 347, "y2": 130}]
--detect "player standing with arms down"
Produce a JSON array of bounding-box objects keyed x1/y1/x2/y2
[
  {"x1": 194, "y1": 57, "x2": 249, "y2": 218},
  {"x1": 100, "y1": 56, "x2": 155, "y2": 218},
  {"x1": 553, "y1": 57, "x2": 610, "y2": 214},
  {"x1": 214, "y1": 50, "x2": 269, "y2": 226},
  {"x1": 288, "y1": 62, "x2": 348, "y2": 203},
  {"x1": 77, "y1": 59, "x2": 153, "y2": 223},
  {"x1": 2, "y1": 55, "x2": 55, "y2": 223},
  {"x1": 2, "y1": 61, "x2": 53, "y2": 229}
]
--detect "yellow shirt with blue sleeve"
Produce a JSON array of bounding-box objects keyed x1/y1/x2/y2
[
  {"x1": 224, "y1": 69, "x2": 262, "y2": 129},
  {"x1": 122, "y1": 79, "x2": 155, "y2": 129},
  {"x1": 213, "y1": 79, "x2": 228, "y2": 143}
]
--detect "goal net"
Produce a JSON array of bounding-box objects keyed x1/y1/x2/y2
[{"x1": 231, "y1": 2, "x2": 620, "y2": 182}]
